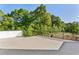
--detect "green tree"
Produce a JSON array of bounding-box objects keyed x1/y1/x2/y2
[
  {"x1": 10, "y1": 9, "x2": 29, "y2": 30},
  {"x1": 70, "y1": 22, "x2": 79, "y2": 39},
  {"x1": 30, "y1": 4, "x2": 52, "y2": 36},
  {"x1": 65, "y1": 22, "x2": 79, "y2": 40},
  {"x1": 11, "y1": 9, "x2": 29, "y2": 22},
  {"x1": 0, "y1": 10, "x2": 5, "y2": 30},
  {"x1": 1, "y1": 15, "x2": 14, "y2": 30}
]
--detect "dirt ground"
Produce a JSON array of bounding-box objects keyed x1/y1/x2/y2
[{"x1": 52, "y1": 32, "x2": 79, "y2": 41}]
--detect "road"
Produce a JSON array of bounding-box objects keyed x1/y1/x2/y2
[{"x1": 0, "y1": 41, "x2": 79, "y2": 55}]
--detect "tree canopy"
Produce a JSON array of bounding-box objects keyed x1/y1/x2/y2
[{"x1": 0, "y1": 4, "x2": 79, "y2": 36}]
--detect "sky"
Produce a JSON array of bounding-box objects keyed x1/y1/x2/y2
[{"x1": 0, "y1": 4, "x2": 79, "y2": 23}]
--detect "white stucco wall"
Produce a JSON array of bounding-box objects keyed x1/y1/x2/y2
[{"x1": 0, "y1": 31, "x2": 22, "y2": 39}]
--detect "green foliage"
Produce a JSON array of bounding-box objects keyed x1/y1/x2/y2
[
  {"x1": 0, "y1": 15, "x2": 14, "y2": 30},
  {"x1": 70, "y1": 22, "x2": 79, "y2": 34},
  {"x1": 65, "y1": 22, "x2": 79, "y2": 34},
  {"x1": 52, "y1": 24, "x2": 60, "y2": 33},
  {"x1": 51, "y1": 15, "x2": 65, "y2": 32},
  {"x1": 0, "y1": 4, "x2": 79, "y2": 37},
  {"x1": 30, "y1": 4, "x2": 52, "y2": 36}
]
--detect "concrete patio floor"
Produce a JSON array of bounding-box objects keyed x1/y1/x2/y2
[{"x1": 0, "y1": 36, "x2": 63, "y2": 50}]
